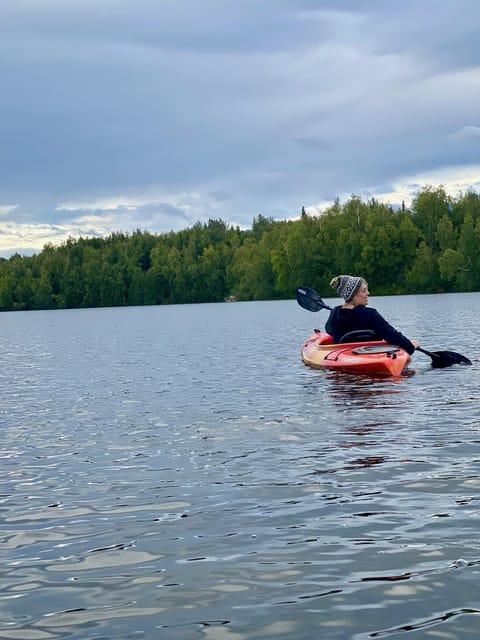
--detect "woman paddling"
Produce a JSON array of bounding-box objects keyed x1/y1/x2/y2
[{"x1": 325, "y1": 275, "x2": 420, "y2": 354}]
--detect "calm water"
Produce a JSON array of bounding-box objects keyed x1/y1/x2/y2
[{"x1": 1, "y1": 293, "x2": 480, "y2": 640}]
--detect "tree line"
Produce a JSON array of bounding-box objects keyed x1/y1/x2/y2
[{"x1": 1, "y1": 185, "x2": 479, "y2": 312}]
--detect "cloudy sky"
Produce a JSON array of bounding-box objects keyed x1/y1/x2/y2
[{"x1": 1, "y1": 0, "x2": 480, "y2": 257}]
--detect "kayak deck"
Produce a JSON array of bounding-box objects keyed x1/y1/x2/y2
[{"x1": 301, "y1": 331, "x2": 411, "y2": 377}]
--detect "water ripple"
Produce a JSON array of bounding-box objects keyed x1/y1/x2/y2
[{"x1": 1, "y1": 297, "x2": 479, "y2": 639}]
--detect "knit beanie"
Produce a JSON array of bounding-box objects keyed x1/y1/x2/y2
[{"x1": 330, "y1": 275, "x2": 364, "y2": 302}]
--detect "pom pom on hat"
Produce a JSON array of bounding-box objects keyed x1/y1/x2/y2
[{"x1": 330, "y1": 275, "x2": 364, "y2": 302}]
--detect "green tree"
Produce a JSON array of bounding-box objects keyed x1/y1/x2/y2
[
  {"x1": 0, "y1": 273, "x2": 15, "y2": 310},
  {"x1": 456, "y1": 214, "x2": 480, "y2": 290},
  {"x1": 435, "y1": 214, "x2": 456, "y2": 252},
  {"x1": 359, "y1": 203, "x2": 408, "y2": 293},
  {"x1": 437, "y1": 248, "x2": 466, "y2": 288},
  {"x1": 231, "y1": 237, "x2": 276, "y2": 300},
  {"x1": 406, "y1": 241, "x2": 439, "y2": 292},
  {"x1": 411, "y1": 186, "x2": 450, "y2": 249}
]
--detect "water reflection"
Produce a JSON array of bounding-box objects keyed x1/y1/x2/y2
[
  {"x1": 344, "y1": 455, "x2": 387, "y2": 470},
  {"x1": 327, "y1": 373, "x2": 408, "y2": 408}
]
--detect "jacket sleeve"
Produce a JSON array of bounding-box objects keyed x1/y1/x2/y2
[
  {"x1": 367, "y1": 308, "x2": 416, "y2": 354},
  {"x1": 325, "y1": 309, "x2": 336, "y2": 339}
]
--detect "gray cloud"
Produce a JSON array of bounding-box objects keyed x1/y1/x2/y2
[{"x1": 1, "y1": 0, "x2": 480, "y2": 255}]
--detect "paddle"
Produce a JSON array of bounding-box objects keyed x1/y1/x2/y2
[
  {"x1": 296, "y1": 285, "x2": 472, "y2": 368},
  {"x1": 296, "y1": 285, "x2": 332, "y2": 312},
  {"x1": 416, "y1": 347, "x2": 472, "y2": 368}
]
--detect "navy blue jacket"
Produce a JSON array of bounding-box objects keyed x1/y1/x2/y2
[{"x1": 325, "y1": 305, "x2": 416, "y2": 354}]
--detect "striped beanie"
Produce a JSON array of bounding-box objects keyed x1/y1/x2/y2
[{"x1": 330, "y1": 275, "x2": 365, "y2": 302}]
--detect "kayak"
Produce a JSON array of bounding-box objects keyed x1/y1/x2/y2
[{"x1": 301, "y1": 330, "x2": 411, "y2": 377}]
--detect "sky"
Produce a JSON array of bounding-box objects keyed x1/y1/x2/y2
[{"x1": 1, "y1": 0, "x2": 480, "y2": 258}]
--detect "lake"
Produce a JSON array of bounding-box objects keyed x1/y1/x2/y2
[{"x1": 1, "y1": 292, "x2": 479, "y2": 639}]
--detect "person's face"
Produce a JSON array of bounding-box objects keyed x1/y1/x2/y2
[{"x1": 352, "y1": 282, "x2": 369, "y2": 306}]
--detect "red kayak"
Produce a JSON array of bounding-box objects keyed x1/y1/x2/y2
[{"x1": 301, "y1": 330, "x2": 411, "y2": 377}]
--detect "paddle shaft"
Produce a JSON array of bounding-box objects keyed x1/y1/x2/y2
[{"x1": 417, "y1": 347, "x2": 439, "y2": 359}]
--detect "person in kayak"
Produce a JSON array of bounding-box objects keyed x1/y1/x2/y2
[{"x1": 325, "y1": 275, "x2": 419, "y2": 354}]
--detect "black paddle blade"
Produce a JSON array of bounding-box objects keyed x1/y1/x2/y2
[
  {"x1": 296, "y1": 286, "x2": 332, "y2": 312},
  {"x1": 417, "y1": 347, "x2": 472, "y2": 368}
]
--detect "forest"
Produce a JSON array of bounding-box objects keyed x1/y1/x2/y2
[{"x1": 0, "y1": 185, "x2": 479, "y2": 312}]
